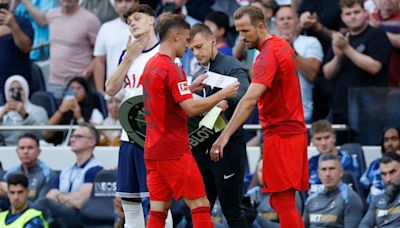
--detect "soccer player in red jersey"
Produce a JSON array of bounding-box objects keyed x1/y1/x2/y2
[
  {"x1": 211, "y1": 6, "x2": 309, "y2": 228},
  {"x1": 140, "y1": 14, "x2": 239, "y2": 228}
]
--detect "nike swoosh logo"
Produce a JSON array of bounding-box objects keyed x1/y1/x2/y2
[{"x1": 223, "y1": 173, "x2": 235, "y2": 179}]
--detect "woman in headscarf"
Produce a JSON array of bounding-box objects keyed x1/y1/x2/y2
[
  {"x1": 0, "y1": 75, "x2": 48, "y2": 145},
  {"x1": 44, "y1": 76, "x2": 104, "y2": 145}
]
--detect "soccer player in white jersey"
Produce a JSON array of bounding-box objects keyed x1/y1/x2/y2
[{"x1": 105, "y1": 4, "x2": 161, "y2": 228}]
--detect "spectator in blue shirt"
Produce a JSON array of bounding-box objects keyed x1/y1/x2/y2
[
  {"x1": 360, "y1": 127, "x2": 400, "y2": 201},
  {"x1": 309, "y1": 120, "x2": 360, "y2": 191}
]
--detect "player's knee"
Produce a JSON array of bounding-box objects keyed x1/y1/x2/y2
[
  {"x1": 184, "y1": 196, "x2": 210, "y2": 210},
  {"x1": 150, "y1": 200, "x2": 172, "y2": 212}
]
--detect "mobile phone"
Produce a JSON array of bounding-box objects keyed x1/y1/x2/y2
[
  {"x1": 164, "y1": 2, "x2": 177, "y2": 13},
  {"x1": 64, "y1": 89, "x2": 75, "y2": 101},
  {"x1": 0, "y1": 3, "x2": 9, "y2": 10},
  {"x1": 12, "y1": 91, "x2": 21, "y2": 101}
]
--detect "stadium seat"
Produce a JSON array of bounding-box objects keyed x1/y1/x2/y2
[
  {"x1": 340, "y1": 143, "x2": 366, "y2": 175},
  {"x1": 342, "y1": 170, "x2": 366, "y2": 211},
  {"x1": 30, "y1": 91, "x2": 58, "y2": 118},
  {"x1": 80, "y1": 169, "x2": 116, "y2": 228},
  {"x1": 386, "y1": 89, "x2": 400, "y2": 127},
  {"x1": 30, "y1": 62, "x2": 46, "y2": 96},
  {"x1": 93, "y1": 92, "x2": 108, "y2": 119}
]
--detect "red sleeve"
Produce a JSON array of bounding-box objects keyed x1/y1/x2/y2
[
  {"x1": 252, "y1": 46, "x2": 277, "y2": 88},
  {"x1": 168, "y1": 64, "x2": 193, "y2": 103}
]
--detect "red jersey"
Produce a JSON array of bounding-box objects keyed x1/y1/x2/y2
[
  {"x1": 140, "y1": 53, "x2": 193, "y2": 160},
  {"x1": 252, "y1": 35, "x2": 306, "y2": 136}
]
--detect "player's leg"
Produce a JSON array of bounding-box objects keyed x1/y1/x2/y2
[
  {"x1": 215, "y1": 137, "x2": 248, "y2": 228},
  {"x1": 116, "y1": 142, "x2": 146, "y2": 228},
  {"x1": 270, "y1": 189, "x2": 303, "y2": 228},
  {"x1": 147, "y1": 200, "x2": 172, "y2": 228},
  {"x1": 184, "y1": 196, "x2": 214, "y2": 228}
]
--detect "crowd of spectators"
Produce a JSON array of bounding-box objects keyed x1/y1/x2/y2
[{"x1": 0, "y1": 0, "x2": 399, "y2": 227}]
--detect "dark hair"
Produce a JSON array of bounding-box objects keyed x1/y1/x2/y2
[
  {"x1": 18, "y1": 133, "x2": 39, "y2": 148},
  {"x1": 156, "y1": 14, "x2": 190, "y2": 43},
  {"x1": 318, "y1": 153, "x2": 342, "y2": 168},
  {"x1": 123, "y1": 4, "x2": 155, "y2": 23},
  {"x1": 7, "y1": 173, "x2": 28, "y2": 188},
  {"x1": 381, "y1": 152, "x2": 400, "y2": 165},
  {"x1": 310, "y1": 119, "x2": 334, "y2": 137},
  {"x1": 339, "y1": 0, "x2": 365, "y2": 9},
  {"x1": 190, "y1": 23, "x2": 213, "y2": 41},
  {"x1": 381, "y1": 127, "x2": 400, "y2": 153},
  {"x1": 250, "y1": 0, "x2": 275, "y2": 10},
  {"x1": 79, "y1": 122, "x2": 100, "y2": 146},
  {"x1": 234, "y1": 5, "x2": 265, "y2": 26},
  {"x1": 204, "y1": 11, "x2": 230, "y2": 36}
]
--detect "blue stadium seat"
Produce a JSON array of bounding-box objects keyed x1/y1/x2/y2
[
  {"x1": 93, "y1": 92, "x2": 108, "y2": 119},
  {"x1": 30, "y1": 62, "x2": 46, "y2": 96},
  {"x1": 30, "y1": 91, "x2": 58, "y2": 118},
  {"x1": 80, "y1": 169, "x2": 116, "y2": 228},
  {"x1": 340, "y1": 143, "x2": 366, "y2": 175},
  {"x1": 342, "y1": 170, "x2": 367, "y2": 212}
]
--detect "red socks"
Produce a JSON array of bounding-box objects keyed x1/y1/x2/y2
[
  {"x1": 270, "y1": 189, "x2": 304, "y2": 228},
  {"x1": 191, "y1": 206, "x2": 214, "y2": 228},
  {"x1": 147, "y1": 210, "x2": 167, "y2": 228}
]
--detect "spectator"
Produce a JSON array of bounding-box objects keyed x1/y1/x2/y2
[
  {"x1": 360, "y1": 127, "x2": 400, "y2": 201},
  {"x1": 13, "y1": 0, "x2": 58, "y2": 60},
  {"x1": 247, "y1": 159, "x2": 303, "y2": 228},
  {"x1": 93, "y1": 0, "x2": 139, "y2": 94},
  {"x1": 303, "y1": 153, "x2": 364, "y2": 227},
  {"x1": 0, "y1": 75, "x2": 48, "y2": 145},
  {"x1": 0, "y1": 174, "x2": 47, "y2": 227},
  {"x1": 323, "y1": 0, "x2": 391, "y2": 139},
  {"x1": 0, "y1": 134, "x2": 53, "y2": 206},
  {"x1": 359, "y1": 152, "x2": 400, "y2": 227},
  {"x1": 204, "y1": 11, "x2": 233, "y2": 56},
  {"x1": 22, "y1": 0, "x2": 101, "y2": 100},
  {"x1": 308, "y1": 120, "x2": 361, "y2": 189},
  {"x1": 0, "y1": 0, "x2": 33, "y2": 102},
  {"x1": 33, "y1": 123, "x2": 103, "y2": 227},
  {"x1": 370, "y1": 0, "x2": 400, "y2": 87},
  {"x1": 44, "y1": 76, "x2": 104, "y2": 145},
  {"x1": 275, "y1": 5, "x2": 323, "y2": 123},
  {"x1": 99, "y1": 95, "x2": 122, "y2": 146}
]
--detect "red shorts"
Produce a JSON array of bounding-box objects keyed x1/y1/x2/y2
[
  {"x1": 145, "y1": 153, "x2": 206, "y2": 201},
  {"x1": 262, "y1": 133, "x2": 309, "y2": 193}
]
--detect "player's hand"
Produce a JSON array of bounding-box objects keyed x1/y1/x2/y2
[
  {"x1": 220, "y1": 81, "x2": 239, "y2": 99},
  {"x1": 125, "y1": 35, "x2": 148, "y2": 61},
  {"x1": 210, "y1": 133, "x2": 229, "y2": 161},
  {"x1": 189, "y1": 73, "x2": 208, "y2": 92}
]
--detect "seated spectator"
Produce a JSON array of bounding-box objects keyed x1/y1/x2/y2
[
  {"x1": 0, "y1": 134, "x2": 53, "y2": 206},
  {"x1": 0, "y1": 0, "x2": 33, "y2": 102},
  {"x1": 0, "y1": 75, "x2": 48, "y2": 145},
  {"x1": 359, "y1": 152, "x2": 400, "y2": 227},
  {"x1": 13, "y1": 0, "x2": 58, "y2": 60},
  {"x1": 309, "y1": 120, "x2": 361, "y2": 190},
  {"x1": 44, "y1": 76, "x2": 104, "y2": 145},
  {"x1": 204, "y1": 11, "x2": 233, "y2": 56},
  {"x1": 99, "y1": 95, "x2": 122, "y2": 146},
  {"x1": 0, "y1": 174, "x2": 47, "y2": 227},
  {"x1": 246, "y1": 159, "x2": 303, "y2": 228},
  {"x1": 360, "y1": 127, "x2": 400, "y2": 201},
  {"x1": 275, "y1": 5, "x2": 323, "y2": 123},
  {"x1": 33, "y1": 123, "x2": 103, "y2": 227},
  {"x1": 303, "y1": 153, "x2": 364, "y2": 227}
]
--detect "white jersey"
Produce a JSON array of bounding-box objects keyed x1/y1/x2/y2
[{"x1": 119, "y1": 42, "x2": 160, "y2": 142}]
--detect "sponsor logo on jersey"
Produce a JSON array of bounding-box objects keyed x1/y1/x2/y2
[{"x1": 178, "y1": 81, "x2": 191, "y2": 95}]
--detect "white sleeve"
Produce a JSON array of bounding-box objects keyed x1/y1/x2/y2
[
  {"x1": 303, "y1": 37, "x2": 324, "y2": 62},
  {"x1": 90, "y1": 108, "x2": 104, "y2": 125},
  {"x1": 93, "y1": 25, "x2": 107, "y2": 57}
]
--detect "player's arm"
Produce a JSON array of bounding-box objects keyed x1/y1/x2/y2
[
  {"x1": 180, "y1": 82, "x2": 239, "y2": 117},
  {"x1": 210, "y1": 83, "x2": 267, "y2": 161},
  {"x1": 105, "y1": 36, "x2": 147, "y2": 96},
  {"x1": 93, "y1": 55, "x2": 106, "y2": 94}
]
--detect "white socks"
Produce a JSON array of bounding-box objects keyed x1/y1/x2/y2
[{"x1": 121, "y1": 200, "x2": 145, "y2": 228}]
